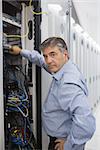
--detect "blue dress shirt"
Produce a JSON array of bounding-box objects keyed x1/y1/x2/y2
[{"x1": 20, "y1": 49, "x2": 96, "y2": 150}]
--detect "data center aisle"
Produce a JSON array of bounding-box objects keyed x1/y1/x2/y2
[{"x1": 85, "y1": 103, "x2": 100, "y2": 150}]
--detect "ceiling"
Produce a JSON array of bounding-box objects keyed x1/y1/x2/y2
[{"x1": 73, "y1": 0, "x2": 100, "y2": 45}]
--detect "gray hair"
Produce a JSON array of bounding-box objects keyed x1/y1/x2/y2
[{"x1": 40, "y1": 37, "x2": 68, "y2": 53}]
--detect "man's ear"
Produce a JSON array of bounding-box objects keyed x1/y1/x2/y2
[{"x1": 64, "y1": 50, "x2": 69, "y2": 58}]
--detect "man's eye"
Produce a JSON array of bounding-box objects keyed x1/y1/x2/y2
[
  {"x1": 43, "y1": 55, "x2": 47, "y2": 59},
  {"x1": 50, "y1": 53, "x2": 56, "y2": 57}
]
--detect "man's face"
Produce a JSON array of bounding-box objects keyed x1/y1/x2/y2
[{"x1": 43, "y1": 46, "x2": 68, "y2": 73}]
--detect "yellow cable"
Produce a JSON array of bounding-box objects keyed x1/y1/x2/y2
[
  {"x1": 4, "y1": 0, "x2": 48, "y2": 39},
  {"x1": 5, "y1": 4, "x2": 29, "y2": 39},
  {"x1": 29, "y1": 0, "x2": 48, "y2": 15}
]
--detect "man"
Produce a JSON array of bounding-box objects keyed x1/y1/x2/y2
[{"x1": 9, "y1": 37, "x2": 95, "y2": 150}]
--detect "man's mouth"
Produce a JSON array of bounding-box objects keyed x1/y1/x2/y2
[{"x1": 48, "y1": 65, "x2": 56, "y2": 69}]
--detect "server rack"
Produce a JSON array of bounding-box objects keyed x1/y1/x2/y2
[{"x1": 1, "y1": 0, "x2": 42, "y2": 149}]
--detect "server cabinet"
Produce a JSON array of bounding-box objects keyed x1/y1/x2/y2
[
  {"x1": 0, "y1": 1, "x2": 5, "y2": 149},
  {"x1": 2, "y1": 0, "x2": 40, "y2": 149}
]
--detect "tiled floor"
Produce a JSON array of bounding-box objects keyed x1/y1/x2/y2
[{"x1": 85, "y1": 103, "x2": 100, "y2": 150}]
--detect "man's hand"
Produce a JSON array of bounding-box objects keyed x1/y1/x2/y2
[
  {"x1": 54, "y1": 138, "x2": 66, "y2": 150},
  {"x1": 9, "y1": 45, "x2": 22, "y2": 55}
]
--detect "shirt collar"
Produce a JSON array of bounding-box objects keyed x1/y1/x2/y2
[{"x1": 52, "y1": 59, "x2": 71, "y2": 81}]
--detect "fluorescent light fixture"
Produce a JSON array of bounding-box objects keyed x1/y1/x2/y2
[{"x1": 48, "y1": 4, "x2": 62, "y2": 12}]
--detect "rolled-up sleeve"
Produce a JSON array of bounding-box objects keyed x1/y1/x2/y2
[
  {"x1": 58, "y1": 83, "x2": 96, "y2": 150},
  {"x1": 20, "y1": 49, "x2": 46, "y2": 67}
]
